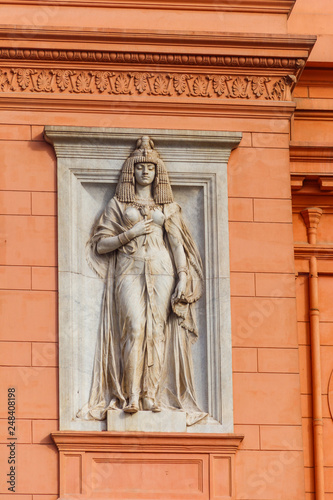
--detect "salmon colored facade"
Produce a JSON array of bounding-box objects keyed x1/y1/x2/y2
[{"x1": 0, "y1": 0, "x2": 333, "y2": 499}]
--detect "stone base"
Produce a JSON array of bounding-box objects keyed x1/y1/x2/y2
[
  {"x1": 52, "y1": 431, "x2": 243, "y2": 500},
  {"x1": 107, "y1": 409, "x2": 187, "y2": 433}
]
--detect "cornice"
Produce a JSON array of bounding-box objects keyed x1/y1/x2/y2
[
  {"x1": 294, "y1": 110, "x2": 333, "y2": 121},
  {"x1": 295, "y1": 244, "x2": 333, "y2": 260},
  {"x1": 52, "y1": 431, "x2": 244, "y2": 454},
  {"x1": 45, "y1": 125, "x2": 241, "y2": 154},
  {"x1": 0, "y1": 28, "x2": 315, "y2": 105},
  {"x1": 0, "y1": 27, "x2": 316, "y2": 54},
  {"x1": 294, "y1": 98, "x2": 333, "y2": 121},
  {"x1": 44, "y1": 126, "x2": 242, "y2": 162},
  {"x1": 290, "y1": 143, "x2": 333, "y2": 163},
  {"x1": 289, "y1": 144, "x2": 333, "y2": 194},
  {"x1": 0, "y1": 0, "x2": 296, "y2": 15}
]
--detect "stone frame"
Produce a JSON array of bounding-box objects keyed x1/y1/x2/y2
[{"x1": 45, "y1": 126, "x2": 242, "y2": 433}]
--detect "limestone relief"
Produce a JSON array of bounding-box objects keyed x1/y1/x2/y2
[{"x1": 77, "y1": 136, "x2": 207, "y2": 426}]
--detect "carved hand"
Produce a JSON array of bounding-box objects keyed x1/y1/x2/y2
[
  {"x1": 127, "y1": 219, "x2": 153, "y2": 239},
  {"x1": 171, "y1": 274, "x2": 187, "y2": 303}
]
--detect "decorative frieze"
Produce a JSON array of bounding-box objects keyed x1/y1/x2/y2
[{"x1": 0, "y1": 68, "x2": 293, "y2": 100}]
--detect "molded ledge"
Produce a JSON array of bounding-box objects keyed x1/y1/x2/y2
[
  {"x1": 0, "y1": 0, "x2": 296, "y2": 15},
  {"x1": 0, "y1": 27, "x2": 314, "y2": 52},
  {"x1": 52, "y1": 430, "x2": 244, "y2": 452},
  {"x1": 0, "y1": 95, "x2": 297, "y2": 117}
]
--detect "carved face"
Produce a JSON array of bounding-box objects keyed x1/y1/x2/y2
[{"x1": 134, "y1": 162, "x2": 156, "y2": 186}]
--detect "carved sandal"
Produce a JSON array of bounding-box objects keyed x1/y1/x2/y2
[
  {"x1": 123, "y1": 403, "x2": 139, "y2": 414},
  {"x1": 151, "y1": 405, "x2": 161, "y2": 413}
]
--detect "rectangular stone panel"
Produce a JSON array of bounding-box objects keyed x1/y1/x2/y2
[
  {"x1": 63, "y1": 454, "x2": 82, "y2": 495},
  {"x1": 86, "y1": 453, "x2": 208, "y2": 499},
  {"x1": 210, "y1": 455, "x2": 232, "y2": 499}
]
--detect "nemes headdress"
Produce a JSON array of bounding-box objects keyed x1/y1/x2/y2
[{"x1": 115, "y1": 135, "x2": 174, "y2": 204}]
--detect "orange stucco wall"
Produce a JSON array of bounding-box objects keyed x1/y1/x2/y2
[{"x1": 0, "y1": 1, "x2": 332, "y2": 499}]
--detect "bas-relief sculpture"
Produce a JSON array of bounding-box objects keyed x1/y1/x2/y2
[
  {"x1": 45, "y1": 125, "x2": 240, "y2": 433},
  {"x1": 78, "y1": 136, "x2": 207, "y2": 426}
]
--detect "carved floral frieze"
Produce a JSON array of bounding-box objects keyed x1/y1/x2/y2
[{"x1": 0, "y1": 68, "x2": 293, "y2": 100}]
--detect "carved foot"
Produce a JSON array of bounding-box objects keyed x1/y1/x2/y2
[
  {"x1": 124, "y1": 396, "x2": 139, "y2": 414},
  {"x1": 143, "y1": 397, "x2": 161, "y2": 413}
]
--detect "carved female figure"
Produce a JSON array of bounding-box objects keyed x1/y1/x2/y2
[{"x1": 78, "y1": 136, "x2": 205, "y2": 425}]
